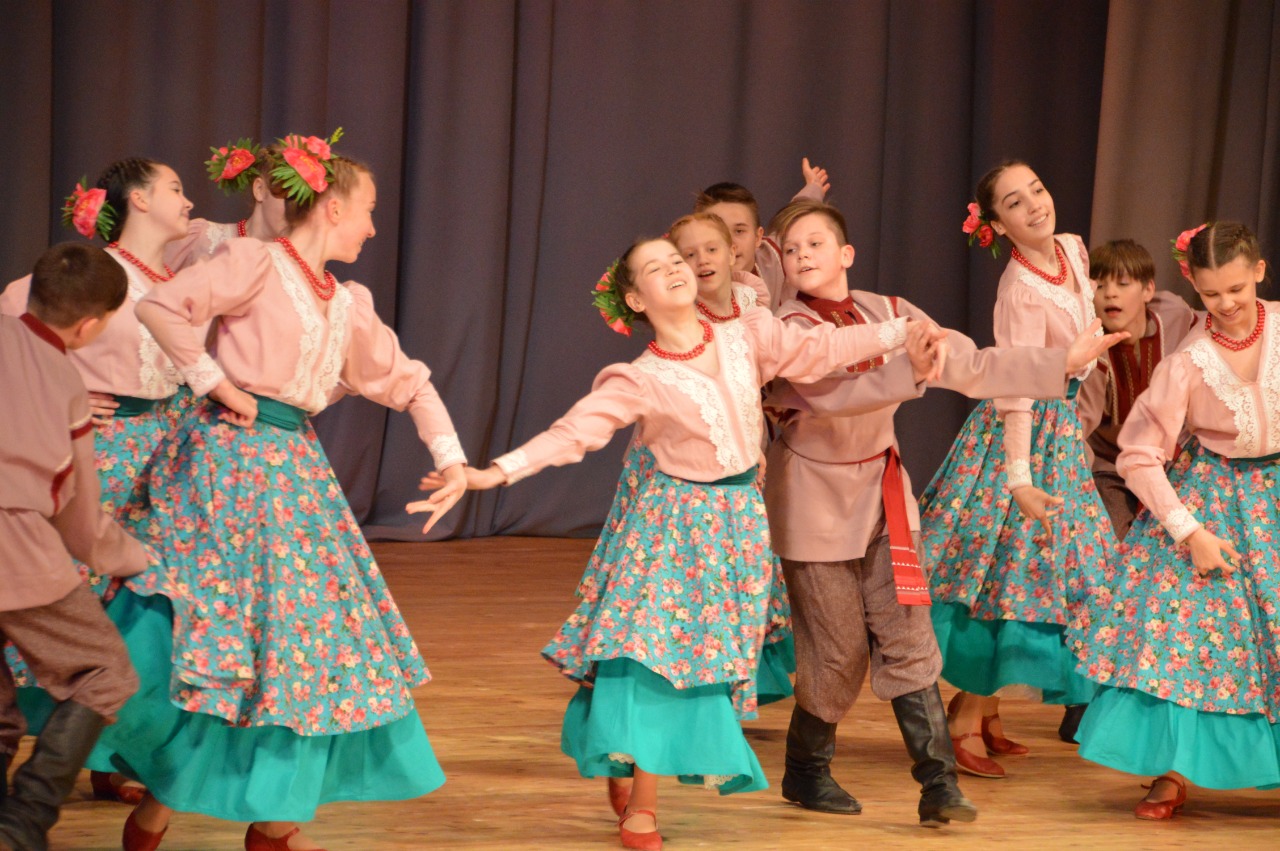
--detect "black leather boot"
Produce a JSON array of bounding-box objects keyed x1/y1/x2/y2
[
  {"x1": 0, "y1": 700, "x2": 107, "y2": 851},
  {"x1": 1059, "y1": 704, "x2": 1086, "y2": 744},
  {"x1": 780, "y1": 704, "x2": 861, "y2": 814},
  {"x1": 891, "y1": 684, "x2": 978, "y2": 827}
]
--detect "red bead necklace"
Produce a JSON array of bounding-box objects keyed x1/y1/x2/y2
[
  {"x1": 1011, "y1": 242, "x2": 1069, "y2": 286},
  {"x1": 648, "y1": 320, "x2": 714, "y2": 361},
  {"x1": 108, "y1": 242, "x2": 174, "y2": 283},
  {"x1": 236, "y1": 219, "x2": 248, "y2": 238},
  {"x1": 1206, "y1": 300, "x2": 1266, "y2": 351},
  {"x1": 696, "y1": 296, "x2": 741, "y2": 323},
  {"x1": 275, "y1": 237, "x2": 337, "y2": 301}
]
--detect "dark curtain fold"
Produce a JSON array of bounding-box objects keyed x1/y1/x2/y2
[{"x1": 3, "y1": 0, "x2": 1271, "y2": 541}]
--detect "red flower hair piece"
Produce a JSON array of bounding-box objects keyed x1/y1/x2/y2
[
  {"x1": 962, "y1": 201, "x2": 1001, "y2": 259},
  {"x1": 206, "y1": 137, "x2": 261, "y2": 194},
  {"x1": 270, "y1": 127, "x2": 345, "y2": 206},
  {"x1": 60, "y1": 179, "x2": 116, "y2": 241},
  {"x1": 1172, "y1": 223, "x2": 1209, "y2": 283}
]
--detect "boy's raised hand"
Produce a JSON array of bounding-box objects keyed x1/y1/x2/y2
[{"x1": 801, "y1": 157, "x2": 831, "y2": 195}]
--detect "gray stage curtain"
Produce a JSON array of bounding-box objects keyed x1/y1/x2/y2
[{"x1": 2, "y1": 1, "x2": 1271, "y2": 541}]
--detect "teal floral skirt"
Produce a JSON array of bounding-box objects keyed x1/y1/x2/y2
[
  {"x1": 918, "y1": 397, "x2": 1111, "y2": 702},
  {"x1": 1072, "y1": 440, "x2": 1280, "y2": 787}
]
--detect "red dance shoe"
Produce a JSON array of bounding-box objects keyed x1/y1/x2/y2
[
  {"x1": 608, "y1": 777, "x2": 632, "y2": 817},
  {"x1": 245, "y1": 825, "x2": 329, "y2": 851},
  {"x1": 91, "y1": 770, "x2": 147, "y2": 805},
  {"x1": 1133, "y1": 775, "x2": 1188, "y2": 820},
  {"x1": 980, "y1": 714, "x2": 1029, "y2": 756},
  {"x1": 122, "y1": 808, "x2": 167, "y2": 851},
  {"x1": 618, "y1": 809, "x2": 662, "y2": 851},
  {"x1": 951, "y1": 732, "x2": 1005, "y2": 779}
]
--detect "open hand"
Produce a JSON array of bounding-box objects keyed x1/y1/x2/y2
[
  {"x1": 405, "y1": 463, "x2": 468, "y2": 534},
  {"x1": 1066, "y1": 318, "x2": 1130, "y2": 374},
  {"x1": 208, "y1": 379, "x2": 257, "y2": 427},
  {"x1": 1012, "y1": 485, "x2": 1064, "y2": 536},
  {"x1": 89, "y1": 391, "x2": 120, "y2": 423}
]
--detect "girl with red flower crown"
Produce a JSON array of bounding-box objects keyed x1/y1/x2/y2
[
  {"x1": 1071, "y1": 223, "x2": 1280, "y2": 820},
  {"x1": 417, "y1": 234, "x2": 945, "y2": 850},
  {"x1": 917, "y1": 160, "x2": 1120, "y2": 779},
  {"x1": 0, "y1": 158, "x2": 201, "y2": 805},
  {"x1": 85, "y1": 136, "x2": 469, "y2": 851}
]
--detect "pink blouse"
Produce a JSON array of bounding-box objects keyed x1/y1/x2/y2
[
  {"x1": 164, "y1": 217, "x2": 242, "y2": 271},
  {"x1": 994, "y1": 233, "x2": 1099, "y2": 488},
  {"x1": 0, "y1": 314, "x2": 147, "y2": 610},
  {"x1": 0, "y1": 248, "x2": 196, "y2": 399},
  {"x1": 135, "y1": 239, "x2": 466, "y2": 471},
  {"x1": 492, "y1": 307, "x2": 911, "y2": 484},
  {"x1": 764, "y1": 292, "x2": 1068, "y2": 562},
  {"x1": 1117, "y1": 302, "x2": 1280, "y2": 542}
]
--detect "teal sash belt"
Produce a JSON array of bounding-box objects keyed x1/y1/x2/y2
[
  {"x1": 1066, "y1": 377, "x2": 1081, "y2": 401},
  {"x1": 700, "y1": 466, "x2": 759, "y2": 487},
  {"x1": 251, "y1": 394, "x2": 308, "y2": 431},
  {"x1": 112, "y1": 395, "x2": 160, "y2": 417}
]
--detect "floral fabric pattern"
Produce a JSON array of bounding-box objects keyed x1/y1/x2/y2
[
  {"x1": 543, "y1": 452, "x2": 777, "y2": 720},
  {"x1": 1071, "y1": 438, "x2": 1280, "y2": 721},
  {"x1": 117, "y1": 399, "x2": 428, "y2": 735},
  {"x1": 919, "y1": 398, "x2": 1115, "y2": 625}
]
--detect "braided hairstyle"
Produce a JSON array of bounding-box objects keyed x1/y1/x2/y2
[
  {"x1": 1186, "y1": 221, "x2": 1265, "y2": 279},
  {"x1": 270, "y1": 155, "x2": 374, "y2": 227},
  {"x1": 94, "y1": 157, "x2": 160, "y2": 242}
]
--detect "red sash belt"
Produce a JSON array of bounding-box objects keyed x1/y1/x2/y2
[{"x1": 854, "y1": 446, "x2": 931, "y2": 606}]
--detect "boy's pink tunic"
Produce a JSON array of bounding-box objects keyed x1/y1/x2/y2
[
  {"x1": 492, "y1": 308, "x2": 910, "y2": 482},
  {"x1": 765, "y1": 292, "x2": 1069, "y2": 563},
  {"x1": 995, "y1": 234, "x2": 1099, "y2": 489},
  {"x1": 135, "y1": 239, "x2": 466, "y2": 471},
  {"x1": 0, "y1": 314, "x2": 147, "y2": 611},
  {"x1": 1118, "y1": 301, "x2": 1280, "y2": 542}
]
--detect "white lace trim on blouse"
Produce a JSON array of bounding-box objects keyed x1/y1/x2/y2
[
  {"x1": 731, "y1": 283, "x2": 758, "y2": 310},
  {"x1": 1164, "y1": 506, "x2": 1201, "y2": 543},
  {"x1": 182, "y1": 352, "x2": 226, "y2": 397},
  {"x1": 1005, "y1": 459, "x2": 1033, "y2": 491},
  {"x1": 118, "y1": 263, "x2": 181, "y2": 398},
  {"x1": 495, "y1": 449, "x2": 532, "y2": 484},
  {"x1": 270, "y1": 244, "x2": 353, "y2": 413},
  {"x1": 636, "y1": 352, "x2": 744, "y2": 476},
  {"x1": 1187, "y1": 340, "x2": 1261, "y2": 456},
  {"x1": 720, "y1": 321, "x2": 763, "y2": 453},
  {"x1": 428, "y1": 434, "x2": 467, "y2": 470},
  {"x1": 878, "y1": 315, "x2": 909, "y2": 350},
  {"x1": 204, "y1": 221, "x2": 237, "y2": 256},
  {"x1": 1017, "y1": 236, "x2": 1099, "y2": 379}
]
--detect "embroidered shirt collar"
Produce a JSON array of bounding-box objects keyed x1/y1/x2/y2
[{"x1": 20, "y1": 312, "x2": 67, "y2": 353}]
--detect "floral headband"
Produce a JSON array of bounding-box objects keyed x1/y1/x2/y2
[
  {"x1": 206, "y1": 138, "x2": 261, "y2": 194},
  {"x1": 61, "y1": 179, "x2": 116, "y2": 240},
  {"x1": 270, "y1": 127, "x2": 345, "y2": 206},
  {"x1": 592, "y1": 258, "x2": 634, "y2": 336},
  {"x1": 1172, "y1": 223, "x2": 1208, "y2": 283},
  {"x1": 962, "y1": 202, "x2": 1001, "y2": 259}
]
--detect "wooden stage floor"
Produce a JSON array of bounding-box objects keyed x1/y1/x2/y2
[{"x1": 40, "y1": 538, "x2": 1280, "y2": 850}]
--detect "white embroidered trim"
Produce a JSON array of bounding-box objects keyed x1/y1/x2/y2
[
  {"x1": 1259, "y1": 311, "x2": 1280, "y2": 453},
  {"x1": 720, "y1": 321, "x2": 763, "y2": 453},
  {"x1": 1187, "y1": 340, "x2": 1260, "y2": 455},
  {"x1": 1005, "y1": 459, "x2": 1033, "y2": 491},
  {"x1": 635, "y1": 353, "x2": 742, "y2": 475},
  {"x1": 731, "y1": 283, "x2": 758, "y2": 310},
  {"x1": 118, "y1": 262, "x2": 182, "y2": 398},
  {"x1": 877, "y1": 316, "x2": 908, "y2": 350},
  {"x1": 1018, "y1": 236, "x2": 1098, "y2": 380},
  {"x1": 607, "y1": 752, "x2": 635, "y2": 765},
  {"x1": 183, "y1": 352, "x2": 226, "y2": 396},
  {"x1": 701, "y1": 774, "x2": 735, "y2": 789},
  {"x1": 205, "y1": 221, "x2": 237, "y2": 255},
  {"x1": 495, "y1": 449, "x2": 533, "y2": 484},
  {"x1": 269, "y1": 245, "x2": 352, "y2": 413},
  {"x1": 1164, "y1": 506, "x2": 1201, "y2": 542},
  {"x1": 428, "y1": 434, "x2": 467, "y2": 470}
]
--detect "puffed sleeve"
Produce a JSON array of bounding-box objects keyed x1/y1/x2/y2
[
  {"x1": 339, "y1": 283, "x2": 466, "y2": 471},
  {"x1": 0, "y1": 275, "x2": 31, "y2": 317},
  {"x1": 992, "y1": 285, "x2": 1049, "y2": 489},
  {"x1": 52, "y1": 390, "x2": 149, "y2": 576},
  {"x1": 742, "y1": 307, "x2": 909, "y2": 385},
  {"x1": 492, "y1": 364, "x2": 649, "y2": 484},
  {"x1": 163, "y1": 218, "x2": 215, "y2": 272},
  {"x1": 135, "y1": 239, "x2": 273, "y2": 396},
  {"x1": 1116, "y1": 355, "x2": 1199, "y2": 542},
  {"x1": 732, "y1": 271, "x2": 770, "y2": 306}
]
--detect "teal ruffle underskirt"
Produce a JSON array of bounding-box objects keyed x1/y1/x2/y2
[
  {"x1": 86, "y1": 589, "x2": 445, "y2": 822},
  {"x1": 1078, "y1": 686, "x2": 1280, "y2": 790},
  {"x1": 561, "y1": 658, "x2": 767, "y2": 795},
  {"x1": 933, "y1": 602, "x2": 1096, "y2": 704}
]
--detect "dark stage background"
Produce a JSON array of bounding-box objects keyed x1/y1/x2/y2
[{"x1": 2, "y1": 0, "x2": 1277, "y2": 540}]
